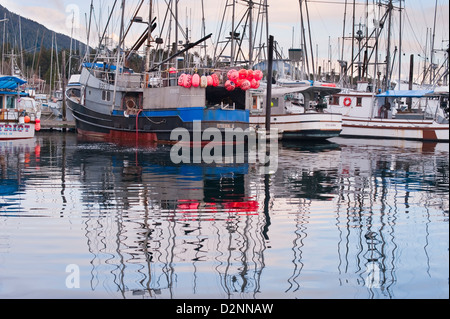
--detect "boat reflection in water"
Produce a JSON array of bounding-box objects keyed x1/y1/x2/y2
[
  {"x1": 330, "y1": 138, "x2": 448, "y2": 299},
  {"x1": 0, "y1": 133, "x2": 448, "y2": 299},
  {"x1": 71, "y1": 138, "x2": 266, "y2": 299}
]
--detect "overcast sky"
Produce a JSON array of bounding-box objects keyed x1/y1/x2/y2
[{"x1": 1, "y1": 0, "x2": 448, "y2": 79}]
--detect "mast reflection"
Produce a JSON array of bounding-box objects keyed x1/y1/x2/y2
[{"x1": 73, "y1": 141, "x2": 268, "y2": 298}]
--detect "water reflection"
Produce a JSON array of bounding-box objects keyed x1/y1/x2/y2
[
  {"x1": 0, "y1": 134, "x2": 448, "y2": 299},
  {"x1": 68, "y1": 137, "x2": 267, "y2": 298},
  {"x1": 332, "y1": 138, "x2": 448, "y2": 299}
]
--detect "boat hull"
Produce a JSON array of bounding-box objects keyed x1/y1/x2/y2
[
  {"x1": 340, "y1": 117, "x2": 449, "y2": 142},
  {"x1": 0, "y1": 121, "x2": 35, "y2": 140},
  {"x1": 250, "y1": 112, "x2": 342, "y2": 140},
  {"x1": 67, "y1": 97, "x2": 249, "y2": 144}
]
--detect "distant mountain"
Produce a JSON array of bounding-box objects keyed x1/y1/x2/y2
[{"x1": 0, "y1": 4, "x2": 85, "y2": 52}]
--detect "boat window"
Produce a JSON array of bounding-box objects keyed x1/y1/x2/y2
[
  {"x1": 6, "y1": 96, "x2": 15, "y2": 109},
  {"x1": 0, "y1": 97, "x2": 3, "y2": 109},
  {"x1": 331, "y1": 96, "x2": 340, "y2": 105},
  {"x1": 102, "y1": 90, "x2": 111, "y2": 101},
  {"x1": 252, "y1": 96, "x2": 262, "y2": 110},
  {"x1": 271, "y1": 98, "x2": 279, "y2": 108},
  {"x1": 356, "y1": 97, "x2": 362, "y2": 107}
]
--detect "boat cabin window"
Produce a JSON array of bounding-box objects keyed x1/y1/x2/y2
[
  {"x1": 330, "y1": 96, "x2": 340, "y2": 105},
  {"x1": 356, "y1": 97, "x2": 362, "y2": 107},
  {"x1": 252, "y1": 96, "x2": 260, "y2": 110},
  {"x1": 6, "y1": 96, "x2": 15, "y2": 109},
  {"x1": 271, "y1": 98, "x2": 279, "y2": 108},
  {"x1": 102, "y1": 90, "x2": 111, "y2": 102}
]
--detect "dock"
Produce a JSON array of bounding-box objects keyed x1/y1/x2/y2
[{"x1": 40, "y1": 115, "x2": 76, "y2": 132}]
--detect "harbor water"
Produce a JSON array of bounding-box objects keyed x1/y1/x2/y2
[{"x1": 0, "y1": 132, "x2": 448, "y2": 299}]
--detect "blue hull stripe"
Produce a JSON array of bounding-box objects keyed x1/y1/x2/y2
[{"x1": 112, "y1": 107, "x2": 249, "y2": 123}]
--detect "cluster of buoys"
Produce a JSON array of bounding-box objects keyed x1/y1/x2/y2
[
  {"x1": 178, "y1": 69, "x2": 263, "y2": 91},
  {"x1": 178, "y1": 73, "x2": 220, "y2": 88},
  {"x1": 225, "y1": 69, "x2": 263, "y2": 92}
]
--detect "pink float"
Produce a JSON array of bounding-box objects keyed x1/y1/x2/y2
[
  {"x1": 192, "y1": 74, "x2": 200, "y2": 87},
  {"x1": 240, "y1": 79, "x2": 251, "y2": 91},
  {"x1": 225, "y1": 80, "x2": 236, "y2": 91}
]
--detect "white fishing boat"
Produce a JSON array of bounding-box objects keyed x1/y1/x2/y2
[
  {"x1": 0, "y1": 76, "x2": 41, "y2": 140},
  {"x1": 250, "y1": 83, "x2": 343, "y2": 140},
  {"x1": 327, "y1": 83, "x2": 449, "y2": 142}
]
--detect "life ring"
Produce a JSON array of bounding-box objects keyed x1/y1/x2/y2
[
  {"x1": 343, "y1": 97, "x2": 352, "y2": 107},
  {"x1": 125, "y1": 98, "x2": 139, "y2": 116}
]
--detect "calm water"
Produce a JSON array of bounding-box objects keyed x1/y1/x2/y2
[{"x1": 0, "y1": 132, "x2": 448, "y2": 299}]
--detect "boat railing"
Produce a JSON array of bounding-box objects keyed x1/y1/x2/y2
[
  {"x1": 0, "y1": 109, "x2": 19, "y2": 120},
  {"x1": 95, "y1": 69, "x2": 179, "y2": 90}
]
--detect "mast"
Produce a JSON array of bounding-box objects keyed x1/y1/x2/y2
[
  {"x1": 341, "y1": 0, "x2": 347, "y2": 62},
  {"x1": 248, "y1": 0, "x2": 254, "y2": 67},
  {"x1": 112, "y1": 0, "x2": 125, "y2": 110},
  {"x1": 430, "y1": 0, "x2": 438, "y2": 85},
  {"x1": 146, "y1": 0, "x2": 153, "y2": 71},
  {"x1": 373, "y1": 2, "x2": 380, "y2": 93},
  {"x1": 84, "y1": 0, "x2": 94, "y2": 64},
  {"x1": 384, "y1": 0, "x2": 393, "y2": 92},
  {"x1": 68, "y1": 11, "x2": 75, "y2": 79},
  {"x1": 398, "y1": 0, "x2": 402, "y2": 89},
  {"x1": 231, "y1": 0, "x2": 236, "y2": 66},
  {"x1": 299, "y1": 0, "x2": 309, "y2": 79},
  {"x1": 201, "y1": 0, "x2": 207, "y2": 61},
  {"x1": 49, "y1": 33, "x2": 54, "y2": 94},
  {"x1": 18, "y1": 15, "x2": 24, "y2": 76},
  {"x1": 2, "y1": 13, "x2": 7, "y2": 75},
  {"x1": 175, "y1": 0, "x2": 179, "y2": 65},
  {"x1": 304, "y1": 0, "x2": 315, "y2": 81},
  {"x1": 423, "y1": 28, "x2": 429, "y2": 85},
  {"x1": 351, "y1": 0, "x2": 355, "y2": 86}
]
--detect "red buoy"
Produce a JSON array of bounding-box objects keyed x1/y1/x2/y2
[
  {"x1": 228, "y1": 69, "x2": 239, "y2": 82},
  {"x1": 239, "y1": 69, "x2": 248, "y2": 80},
  {"x1": 207, "y1": 75, "x2": 213, "y2": 86},
  {"x1": 240, "y1": 79, "x2": 251, "y2": 91},
  {"x1": 247, "y1": 69, "x2": 254, "y2": 81},
  {"x1": 184, "y1": 74, "x2": 192, "y2": 88},
  {"x1": 225, "y1": 80, "x2": 236, "y2": 91},
  {"x1": 251, "y1": 79, "x2": 260, "y2": 89},
  {"x1": 178, "y1": 74, "x2": 186, "y2": 87},
  {"x1": 253, "y1": 70, "x2": 263, "y2": 81},
  {"x1": 211, "y1": 74, "x2": 220, "y2": 87},
  {"x1": 192, "y1": 74, "x2": 200, "y2": 87}
]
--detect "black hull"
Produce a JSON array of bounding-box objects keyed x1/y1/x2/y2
[{"x1": 67, "y1": 98, "x2": 249, "y2": 144}]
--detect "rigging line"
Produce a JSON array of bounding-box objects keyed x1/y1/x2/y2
[
  {"x1": 403, "y1": 9, "x2": 427, "y2": 56},
  {"x1": 162, "y1": 0, "x2": 188, "y2": 40},
  {"x1": 302, "y1": 0, "x2": 368, "y2": 5}
]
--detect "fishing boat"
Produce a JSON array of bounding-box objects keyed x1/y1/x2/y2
[
  {"x1": 0, "y1": 76, "x2": 41, "y2": 140},
  {"x1": 250, "y1": 82, "x2": 343, "y2": 140},
  {"x1": 67, "y1": 62, "x2": 250, "y2": 144},
  {"x1": 66, "y1": 0, "x2": 249, "y2": 145},
  {"x1": 319, "y1": 0, "x2": 449, "y2": 143},
  {"x1": 327, "y1": 83, "x2": 449, "y2": 142}
]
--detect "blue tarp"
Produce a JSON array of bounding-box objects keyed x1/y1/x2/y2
[
  {"x1": 376, "y1": 90, "x2": 434, "y2": 98},
  {"x1": 0, "y1": 76, "x2": 27, "y2": 91},
  {"x1": 82, "y1": 62, "x2": 134, "y2": 73}
]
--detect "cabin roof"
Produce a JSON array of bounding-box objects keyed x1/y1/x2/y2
[
  {"x1": 0, "y1": 76, "x2": 27, "y2": 91},
  {"x1": 377, "y1": 90, "x2": 434, "y2": 98}
]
